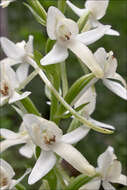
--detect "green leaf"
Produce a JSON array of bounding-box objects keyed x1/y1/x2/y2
[
  {"x1": 58, "y1": 0, "x2": 66, "y2": 13},
  {"x1": 35, "y1": 146, "x2": 41, "y2": 158},
  {"x1": 15, "y1": 183, "x2": 26, "y2": 190},
  {"x1": 20, "y1": 97, "x2": 41, "y2": 116},
  {"x1": 44, "y1": 169, "x2": 57, "y2": 190},
  {"x1": 57, "y1": 73, "x2": 95, "y2": 115},
  {"x1": 24, "y1": 3, "x2": 46, "y2": 26},
  {"x1": 77, "y1": 11, "x2": 90, "y2": 32},
  {"x1": 63, "y1": 174, "x2": 98, "y2": 190}
]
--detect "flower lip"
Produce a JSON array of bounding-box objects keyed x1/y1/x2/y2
[{"x1": 0, "y1": 167, "x2": 11, "y2": 189}]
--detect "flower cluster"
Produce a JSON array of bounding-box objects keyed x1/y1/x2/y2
[{"x1": 0, "y1": 0, "x2": 127, "y2": 190}]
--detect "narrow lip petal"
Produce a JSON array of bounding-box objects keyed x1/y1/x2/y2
[
  {"x1": 47, "y1": 6, "x2": 65, "y2": 40},
  {"x1": 66, "y1": 0, "x2": 86, "y2": 17},
  {"x1": 9, "y1": 91, "x2": 31, "y2": 104},
  {"x1": 103, "y1": 79, "x2": 127, "y2": 100},
  {"x1": 0, "y1": 37, "x2": 25, "y2": 61},
  {"x1": 40, "y1": 43, "x2": 69, "y2": 66},
  {"x1": 28, "y1": 151, "x2": 56, "y2": 184},
  {"x1": 61, "y1": 126, "x2": 90, "y2": 144},
  {"x1": 76, "y1": 25, "x2": 111, "y2": 45},
  {"x1": 105, "y1": 28, "x2": 120, "y2": 36},
  {"x1": 68, "y1": 39, "x2": 104, "y2": 78},
  {"x1": 53, "y1": 142, "x2": 96, "y2": 176},
  {"x1": 0, "y1": 159, "x2": 15, "y2": 179}
]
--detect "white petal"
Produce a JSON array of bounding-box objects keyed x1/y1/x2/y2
[
  {"x1": 105, "y1": 28, "x2": 120, "y2": 36},
  {"x1": 10, "y1": 168, "x2": 31, "y2": 189},
  {"x1": 66, "y1": 0, "x2": 86, "y2": 17},
  {"x1": 47, "y1": 6, "x2": 65, "y2": 40},
  {"x1": 97, "y1": 146, "x2": 116, "y2": 176},
  {"x1": 9, "y1": 91, "x2": 31, "y2": 104},
  {"x1": 76, "y1": 25, "x2": 111, "y2": 45},
  {"x1": 94, "y1": 47, "x2": 107, "y2": 70},
  {"x1": 112, "y1": 174, "x2": 127, "y2": 186},
  {"x1": 79, "y1": 178, "x2": 101, "y2": 190},
  {"x1": 0, "y1": 139, "x2": 26, "y2": 153},
  {"x1": 89, "y1": 118, "x2": 115, "y2": 131},
  {"x1": 28, "y1": 151, "x2": 56, "y2": 184},
  {"x1": 74, "y1": 87, "x2": 96, "y2": 115},
  {"x1": 102, "y1": 181, "x2": 116, "y2": 190},
  {"x1": 40, "y1": 43, "x2": 68, "y2": 66},
  {"x1": 85, "y1": 0, "x2": 109, "y2": 20},
  {"x1": 0, "y1": 128, "x2": 19, "y2": 139},
  {"x1": 103, "y1": 79, "x2": 127, "y2": 100},
  {"x1": 12, "y1": 105, "x2": 25, "y2": 117},
  {"x1": 0, "y1": 159, "x2": 15, "y2": 178},
  {"x1": 68, "y1": 39, "x2": 103, "y2": 78},
  {"x1": 112, "y1": 73, "x2": 127, "y2": 89},
  {"x1": 53, "y1": 142, "x2": 96, "y2": 176},
  {"x1": 0, "y1": 57, "x2": 19, "y2": 66},
  {"x1": 0, "y1": 37, "x2": 25, "y2": 61},
  {"x1": 19, "y1": 143, "x2": 35, "y2": 158},
  {"x1": 25, "y1": 35, "x2": 34, "y2": 54},
  {"x1": 16, "y1": 63, "x2": 29, "y2": 83},
  {"x1": 62, "y1": 126, "x2": 90, "y2": 144},
  {"x1": 107, "y1": 160, "x2": 121, "y2": 182}
]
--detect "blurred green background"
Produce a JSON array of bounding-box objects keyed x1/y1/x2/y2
[{"x1": 0, "y1": 0, "x2": 127, "y2": 189}]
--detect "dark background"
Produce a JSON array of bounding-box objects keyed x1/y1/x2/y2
[{"x1": 0, "y1": 0, "x2": 127, "y2": 189}]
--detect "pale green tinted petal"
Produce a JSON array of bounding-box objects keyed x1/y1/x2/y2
[
  {"x1": 85, "y1": 0, "x2": 109, "y2": 20},
  {"x1": 66, "y1": 0, "x2": 86, "y2": 17},
  {"x1": 61, "y1": 126, "x2": 90, "y2": 144},
  {"x1": 79, "y1": 178, "x2": 101, "y2": 190},
  {"x1": 0, "y1": 159, "x2": 15, "y2": 179},
  {"x1": 53, "y1": 142, "x2": 96, "y2": 176},
  {"x1": 103, "y1": 79, "x2": 127, "y2": 100},
  {"x1": 0, "y1": 37, "x2": 25, "y2": 60},
  {"x1": 40, "y1": 43, "x2": 68, "y2": 65},
  {"x1": 47, "y1": 6, "x2": 65, "y2": 40},
  {"x1": 76, "y1": 25, "x2": 111, "y2": 45},
  {"x1": 94, "y1": 47, "x2": 107, "y2": 70},
  {"x1": 68, "y1": 39, "x2": 103, "y2": 78},
  {"x1": 28, "y1": 151, "x2": 56, "y2": 184},
  {"x1": 102, "y1": 181, "x2": 116, "y2": 190}
]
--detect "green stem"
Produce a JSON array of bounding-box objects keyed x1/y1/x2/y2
[
  {"x1": 55, "y1": 166, "x2": 66, "y2": 190},
  {"x1": 27, "y1": 57, "x2": 114, "y2": 134},
  {"x1": 60, "y1": 62, "x2": 68, "y2": 97},
  {"x1": 58, "y1": 0, "x2": 66, "y2": 13},
  {"x1": 77, "y1": 10, "x2": 90, "y2": 32}
]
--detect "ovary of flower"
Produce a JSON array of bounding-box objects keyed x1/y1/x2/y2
[
  {"x1": 23, "y1": 114, "x2": 96, "y2": 185},
  {"x1": 0, "y1": 63, "x2": 31, "y2": 106},
  {"x1": 0, "y1": 0, "x2": 16, "y2": 8},
  {"x1": 40, "y1": 6, "x2": 110, "y2": 78},
  {"x1": 0, "y1": 123, "x2": 35, "y2": 158},
  {"x1": 0, "y1": 159, "x2": 31, "y2": 190},
  {"x1": 79, "y1": 146, "x2": 127, "y2": 190},
  {"x1": 94, "y1": 48, "x2": 127, "y2": 100},
  {"x1": 66, "y1": 0, "x2": 119, "y2": 36}
]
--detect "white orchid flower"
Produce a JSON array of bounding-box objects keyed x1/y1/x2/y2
[
  {"x1": 0, "y1": 63, "x2": 31, "y2": 106},
  {"x1": 79, "y1": 146, "x2": 127, "y2": 190},
  {"x1": 40, "y1": 6, "x2": 112, "y2": 78},
  {"x1": 66, "y1": 0, "x2": 119, "y2": 36},
  {"x1": 74, "y1": 87, "x2": 115, "y2": 132},
  {"x1": 0, "y1": 0, "x2": 16, "y2": 8},
  {"x1": 0, "y1": 159, "x2": 31, "y2": 190},
  {"x1": 0, "y1": 35, "x2": 34, "y2": 82},
  {"x1": 94, "y1": 48, "x2": 127, "y2": 100},
  {"x1": 23, "y1": 114, "x2": 96, "y2": 185},
  {"x1": 0, "y1": 123, "x2": 35, "y2": 158}
]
